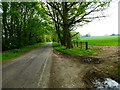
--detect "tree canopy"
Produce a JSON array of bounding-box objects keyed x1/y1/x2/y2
[
  {"x1": 42, "y1": 1, "x2": 111, "y2": 48},
  {"x1": 2, "y1": 2, "x2": 53, "y2": 51},
  {"x1": 1, "y1": 1, "x2": 111, "y2": 51}
]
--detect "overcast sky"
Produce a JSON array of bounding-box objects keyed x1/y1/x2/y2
[
  {"x1": 76, "y1": 0, "x2": 119, "y2": 36},
  {"x1": 0, "y1": 1, "x2": 119, "y2": 36}
]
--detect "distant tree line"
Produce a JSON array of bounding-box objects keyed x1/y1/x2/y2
[
  {"x1": 110, "y1": 34, "x2": 120, "y2": 36},
  {"x1": 82, "y1": 33, "x2": 91, "y2": 37}
]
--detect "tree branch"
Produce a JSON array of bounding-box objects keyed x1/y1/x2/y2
[
  {"x1": 68, "y1": 4, "x2": 103, "y2": 26},
  {"x1": 47, "y1": 2, "x2": 63, "y2": 19},
  {"x1": 72, "y1": 32, "x2": 79, "y2": 38},
  {"x1": 67, "y1": 2, "x2": 79, "y2": 11}
]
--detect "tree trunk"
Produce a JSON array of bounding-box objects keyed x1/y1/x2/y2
[
  {"x1": 62, "y1": 2, "x2": 73, "y2": 48},
  {"x1": 2, "y1": 2, "x2": 9, "y2": 51},
  {"x1": 55, "y1": 23, "x2": 64, "y2": 45}
]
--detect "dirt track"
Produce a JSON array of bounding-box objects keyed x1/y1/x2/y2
[{"x1": 49, "y1": 46, "x2": 120, "y2": 88}]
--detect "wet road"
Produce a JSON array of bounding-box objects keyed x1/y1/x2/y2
[{"x1": 2, "y1": 43, "x2": 53, "y2": 88}]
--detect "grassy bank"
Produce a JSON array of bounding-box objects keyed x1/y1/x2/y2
[
  {"x1": 78, "y1": 36, "x2": 119, "y2": 46},
  {"x1": 1, "y1": 42, "x2": 47, "y2": 61},
  {"x1": 52, "y1": 42, "x2": 101, "y2": 55}
]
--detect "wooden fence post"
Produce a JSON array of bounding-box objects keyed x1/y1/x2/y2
[
  {"x1": 80, "y1": 42, "x2": 82, "y2": 49},
  {"x1": 85, "y1": 42, "x2": 88, "y2": 50},
  {"x1": 77, "y1": 42, "x2": 78, "y2": 47}
]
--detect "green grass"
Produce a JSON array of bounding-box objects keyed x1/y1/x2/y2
[
  {"x1": 77, "y1": 36, "x2": 119, "y2": 46},
  {"x1": 1, "y1": 42, "x2": 47, "y2": 61},
  {"x1": 52, "y1": 42, "x2": 101, "y2": 55}
]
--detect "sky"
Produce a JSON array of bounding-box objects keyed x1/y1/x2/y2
[
  {"x1": 0, "y1": 0, "x2": 119, "y2": 36},
  {"x1": 76, "y1": 0, "x2": 119, "y2": 36}
]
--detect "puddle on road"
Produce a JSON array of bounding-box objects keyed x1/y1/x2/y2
[{"x1": 93, "y1": 78, "x2": 120, "y2": 89}]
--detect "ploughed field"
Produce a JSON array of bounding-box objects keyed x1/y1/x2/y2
[{"x1": 78, "y1": 36, "x2": 119, "y2": 46}]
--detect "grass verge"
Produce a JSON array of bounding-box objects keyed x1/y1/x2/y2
[
  {"x1": 52, "y1": 42, "x2": 101, "y2": 55},
  {"x1": 1, "y1": 42, "x2": 47, "y2": 61}
]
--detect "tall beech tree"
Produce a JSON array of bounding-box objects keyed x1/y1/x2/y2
[{"x1": 43, "y1": 1, "x2": 111, "y2": 48}]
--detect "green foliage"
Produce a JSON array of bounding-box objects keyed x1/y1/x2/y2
[
  {"x1": 2, "y1": 42, "x2": 47, "y2": 61},
  {"x1": 78, "y1": 36, "x2": 119, "y2": 46},
  {"x1": 52, "y1": 42, "x2": 101, "y2": 55},
  {"x1": 71, "y1": 31, "x2": 81, "y2": 41},
  {"x1": 45, "y1": 2, "x2": 111, "y2": 48},
  {"x1": 2, "y1": 2, "x2": 53, "y2": 51},
  {"x1": 52, "y1": 31, "x2": 62, "y2": 42}
]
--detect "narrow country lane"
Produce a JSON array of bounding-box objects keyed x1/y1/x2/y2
[{"x1": 2, "y1": 43, "x2": 53, "y2": 88}]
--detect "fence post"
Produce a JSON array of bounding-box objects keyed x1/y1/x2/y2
[
  {"x1": 77, "y1": 42, "x2": 78, "y2": 47},
  {"x1": 85, "y1": 42, "x2": 88, "y2": 50},
  {"x1": 80, "y1": 42, "x2": 82, "y2": 49}
]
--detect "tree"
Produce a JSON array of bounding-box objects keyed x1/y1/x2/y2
[
  {"x1": 71, "y1": 31, "x2": 81, "y2": 41},
  {"x1": 2, "y1": 2, "x2": 53, "y2": 51},
  {"x1": 42, "y1": 1, "x2": 111, "y2": 48},
  {"x1": 83, "y1": 33, "x2": 91, "y2": 37}
]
